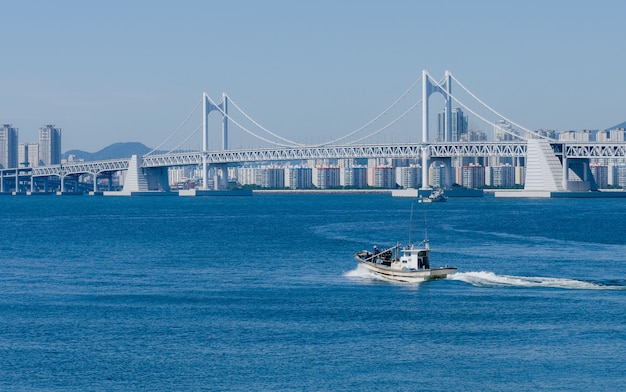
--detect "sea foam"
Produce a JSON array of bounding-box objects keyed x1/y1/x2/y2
[{"x1": 451, "y1": 271, "x2": 626, "y2": 290}]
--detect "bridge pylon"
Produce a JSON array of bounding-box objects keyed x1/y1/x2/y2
[
  {"x1": 421, "y1": 70, "x2": 452, "y2": 188},
  {"x1": 202, "y1": 92, "x2": 229, "y2": 189}
]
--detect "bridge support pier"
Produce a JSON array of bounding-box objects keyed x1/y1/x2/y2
[
  {"x1": 420, "y1": 146, "x2": 429, "y2": 189},
  {"x1": 114, "y1": 155, "x2": 171, "y2": 195},
  {"x1": 563, "y1": 157, "x2": 595, "y2": 191}
]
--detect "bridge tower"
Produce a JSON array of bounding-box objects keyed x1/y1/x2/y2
[
  {"x1": 421, "y1": 70, "x2": 452, "y2": 188},
  {"x1": 202, "y1": 92, "x2": 229, "y2": 189}
]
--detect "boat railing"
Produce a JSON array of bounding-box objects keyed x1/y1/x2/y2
[{"x1": 364, "y1": 245, "x2": 399, "y2": 262}]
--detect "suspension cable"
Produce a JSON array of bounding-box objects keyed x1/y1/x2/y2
[
  {"x1": 207, "y1": 95, "x2": 302, "y2": 147},
  {"x1": 427, "y1": 76, "x2": 527, "y2": 140},
  {"x1": 343, "y1": 99, "x2": 422, "y2": 145},
  {"x1": 220, "y1": 74, "x2": 422, "y2": 147},
  {"x1": 448, "y1": 73, "x2": 554, "y2": 141},
  {"x1": 226, "y1": 96, "x2": 304, "y2": 146},
  {"x1": 166, "y1": 125, "x2": 202, "y2": 154},
  {"x1": 146, "y1": 99, "x2": 202, "y2": 155},
  {"x1": 313, "y1": 74, "x2": 423, "y2": 146}
]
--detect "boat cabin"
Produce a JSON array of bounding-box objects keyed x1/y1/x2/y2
[{"x1": 398, "y1": 245, "x2": 430, "y2": 270}]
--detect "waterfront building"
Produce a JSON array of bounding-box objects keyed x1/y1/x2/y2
[
  {"x1": 516, "y1": 165, "x2": 526, "y2": 186},
  {"x1": 488, "y1": 164, "x2": 515, "y2": 187},
  {"x1": 429, "y1": 164, "x2": 447, "y2": 188},
  {"x1": 168, "y1": 167, "x2": 194, "y2": 188},
  {"x1": 396, "y1": 165, "x2": 421, "y2": 189},
  {"x1": 340, "y1": 166, "x2": 368, "y2": 188},
  {"x1": 0, "y1": 124, "x2": 18, "y2": 169},
  {"x1": 590, "y1": 164, "x2": 609, "y2": 189},
  {"x1": 286, "y1": 167, "x2": 313, "y2": 189},
  {"x1": 234, "y1": 166, "x2": 284, "y2": 188},
  {"x1": 369, "y1": 166, "x2": 395, "y2": 188},
  {"x1": 367, "y1": 157, "x2": 390, "y2": 168},
  {"x1": 460, "y1": 164, "x2": 485, "y2": 189},
  {"x1": 617, "y1": 166, "x2": 626, "y2": 188},
  {"x1": 38, "y1": 125, "x2": 62, "y2": 165},
  {"x1": 236, "y1": 167, "x2": 257, "y2": 186},
  {"x1": 259, "y1": 167, "x2": 285, "y2": 189},
  {"x1": 313, "y1": 166, "x2": 340, "y2": 189}
]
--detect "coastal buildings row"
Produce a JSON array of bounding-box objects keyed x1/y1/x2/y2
[
  {"x1": 163, "y1": 121, "x2": 626, "y2": 191},
  {"x1": 0, "y1": 124, "x2": 61, "y2": 169},
  {"x1": 170, "y1": 159, "x2": 626, "y2": 191}
]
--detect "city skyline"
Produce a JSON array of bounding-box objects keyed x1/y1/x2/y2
[{"x1": 1, "y1": 1, "x2": 625, "y2": 152}]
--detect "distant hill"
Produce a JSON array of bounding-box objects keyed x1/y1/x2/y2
[
  {"x1": 606, "y1": 121, "x2": 626, "y2": 131},
  {"x1": 63, "y1": 142, "x2": 152, "y2": 161}
]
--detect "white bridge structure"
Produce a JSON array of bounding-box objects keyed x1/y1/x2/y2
[{"x1": 2, "y1": 70, "x2": 626, "y2": 196}]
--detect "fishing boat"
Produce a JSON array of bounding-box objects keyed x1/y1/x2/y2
[
  {"x1": 354, "y1": 205, "x2": 456, "y2": 283},
  {"x1": 421, "y1": 188, "x2": 447, "y2": 203},
  {"x1": 354, "y1": 242, "x2": 456, "y2": 283}
]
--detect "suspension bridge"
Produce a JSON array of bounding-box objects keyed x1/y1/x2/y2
[{"x1": 2, "y1": 70, "x2": 626, "y2": 197}]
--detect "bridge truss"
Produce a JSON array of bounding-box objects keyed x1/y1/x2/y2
[{"x1": 4, "y1": 142, "x2": 626, "y2": 181}]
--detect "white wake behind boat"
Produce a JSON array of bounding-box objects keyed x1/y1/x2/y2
[{"x1": 355, "y1": 241, "x2": 456, "y2": 283}]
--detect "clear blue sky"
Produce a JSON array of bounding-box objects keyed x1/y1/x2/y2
[{"x1": 1, "y1": 0, "x2": 624, "y2": 151}]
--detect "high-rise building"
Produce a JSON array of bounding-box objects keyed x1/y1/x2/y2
[
  {"x1": 494, "y1": 120, "x2": 522, "y2": 141},
  {"x1": 0, "y1": 124, "x2": 18, "y2": 169},
  {"x1": 258, "y1": 167, "x2": 285, "y2": 189},
  {"x1": 438, "y1": 108, "x2": 467, "y2": 141},
  {"x1": 313, "y1": 167, "x2": 340, "y2": 189},
  {"x1": 451, "y1": 108, "x2": 468, "y2": 141},
  {"x1": 437, "y1": 108, "x2": 446, "y2": 142},
  {"x1": 39, "y1": 124, "x2": 62, "y2": 165},
  {"x1": 590, "y1": 165, "x2": 609, "y2": 189},
  {"x1": 287, "y1": 167, "x2": 313, "y2": 189},
  {"x1": 369, "y1": 166, "x2": 395, "y2": 188},
  {"x1": 489, "y1": 164, "x2": 515, "y2": 187},
  {"x1": 617, "y1": 166, "x2": 626, "y2": 188},
  {"x1": 18, "y1": 143, "x2": 40, "y2": 168},
  {"x1": 396, "y1": 166, "x2": 421, "y2": 189},
  {"x1": 430, "y1": 164, "x2": 447, "y2": 188},
  {"x1": 461, "y1": 164, "x2": 485, "y2": 189},
  {"x1": 340, "y1": 167, "x2": 367, "y2": 188}
]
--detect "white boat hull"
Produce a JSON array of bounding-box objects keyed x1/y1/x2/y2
[{"x1": 356, "y1": 257, "x2": 456, "y2": 283}]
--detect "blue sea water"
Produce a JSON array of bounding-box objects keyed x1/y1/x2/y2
[{"x1": 1, "y1": 193, "x2": 625, "y2": 391}]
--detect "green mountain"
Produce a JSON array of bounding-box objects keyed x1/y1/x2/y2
[{"x1": 63, "y1": 142, "x2": 152, "y2": 161}]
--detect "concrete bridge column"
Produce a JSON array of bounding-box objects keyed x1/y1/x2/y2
[
  {"x1": 420, "y1": 146, "x2": 429, "y2": 189},
  {"x1": 562, "y1": 156, "x2": 568, "y2": 189}
]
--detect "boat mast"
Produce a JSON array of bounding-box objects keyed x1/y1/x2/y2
[
  {"x1": 408, "y1": 201, "x2": 414, "y2": 245},
  {"x1": 423, "y1": 209, "x2": 429, "y2": 249}
]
